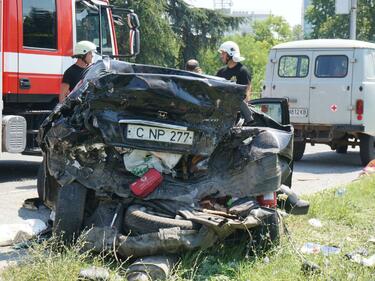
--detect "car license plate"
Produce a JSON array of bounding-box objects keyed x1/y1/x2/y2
[
  {"x1": 289, "y1": 108, "x2": 308, "y2": 117},
  {"x1": 127, "y1": 124, "x2": 194, "y2": 145}
]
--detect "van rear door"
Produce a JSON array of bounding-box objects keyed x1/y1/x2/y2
[
  {"x1": 271, "y1": 51, "x2": 311, "y2": 124},
  {"x1": 309, "y1": 50, "x2": 354, "y2": 124}
]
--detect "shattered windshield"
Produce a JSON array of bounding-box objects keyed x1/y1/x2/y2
[{"x1": 75, "y1": 1, "x2": 113, "y2": 55}]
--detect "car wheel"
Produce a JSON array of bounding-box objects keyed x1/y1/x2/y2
[
  {"x1": 293, "y1": 141, "x2": 305, "y2": 161},
  {"x1": 336, "y1": 145, "x2": 348, "y2": 154},
  {"x1": 360, "y1": 134, "x2": 375, "y2": 166},
  {"x1": 124, "y1": 204, "x2": 197, "y2": 235},
  {"x1": 250, "y1": 210, "x2": 280, "y2": 252},
  {"x1": 36, "y1": 163, "x2": 45, "y2": 200},
  {"x1": 53, "y1": 182, "x2": 87, "y2": 243}
]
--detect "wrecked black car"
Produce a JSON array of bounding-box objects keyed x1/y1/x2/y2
[{"x1": 37, "y1": 59, "x2": 295, "y2": 259}]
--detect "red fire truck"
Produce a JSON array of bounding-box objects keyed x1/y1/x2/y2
[{"x1": 0, "y1": 0, "x2": 139, "y2": 154}]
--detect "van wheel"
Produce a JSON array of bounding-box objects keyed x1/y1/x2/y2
[
  {"x1": 359, "y1": 134, "x2": 375, "y2": 166},
  {"x1": 53, "y1": 182, "x2": 87, "y2": 243},
  {"x1": 336, "y1": 145, "x2": 348, "y2": 154},
  {"x1": 293, "y1": 141, "x2": 305, "y2": 161}
]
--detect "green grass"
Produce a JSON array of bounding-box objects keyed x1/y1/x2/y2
[{"x1": 2, "y1": 175, "x2": 375, "y2": 281}]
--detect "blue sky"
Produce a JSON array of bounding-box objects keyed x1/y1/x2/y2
[{"x1": 184, "y1": 0, "x2": 303, "y2": 26}]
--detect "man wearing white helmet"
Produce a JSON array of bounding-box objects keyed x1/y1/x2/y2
[
  {"x1": 217, "y1": 41, "x2": 252, "y2": 99},
  {"x1": 59, "y1": 41, "x2": 97, "y2": 102}
]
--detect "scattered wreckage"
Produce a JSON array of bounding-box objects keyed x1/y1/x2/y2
[{"x1": 37, "y1": 59, "x2": 306, "y2": 278}]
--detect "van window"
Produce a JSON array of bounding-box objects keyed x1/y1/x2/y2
[
  {"x1": 278, "y1": 56, "x2": 309, "y2": 78},
  {"x1": 315, "y1": 55, "x2": 348, "y2": 78},
  {"x1": 76, "y1": 2, "x2": 113, "y2": 55},
  {"x1": 23, "y1": 0, "x2": 57, "y2": 49}
]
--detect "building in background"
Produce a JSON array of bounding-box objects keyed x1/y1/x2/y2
[
  {"x1": 213, "y1": 0, "x2": 233, "y2": 14},
  {"x1": 228, "y1": 11, "x2": 271, "y2": 35},
  {"x1": 302, "y1": 0, "x2": 313, "y2": 37},
  {"x1": 213, "y1": 0, "x2": 271, "y2": 35}
]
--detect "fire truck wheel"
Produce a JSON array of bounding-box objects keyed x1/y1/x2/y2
[
  {"x1": 293, "y1": 141, "x2": 305, "y2": 161},
  {"x1": 124, "y1": 204, "x2": 197, "y2": 235},
  {"x1": 360, "y1": 134, "x2": 375, "y2": 166},
  {"x1": 53, "y1": 182, "x2": 87, "y2": 243},
  {"x1": 36, "y1": 163, "x2": 45, "y2": 200},
  {"x1": 250, "y1": 210, "x2": 280, "y2": 252}
]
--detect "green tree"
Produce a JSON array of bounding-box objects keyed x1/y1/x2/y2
[
  {"x1": 112, "y1": 0, "x2": 180, "y2": 66},
  {"x1": 292, "y1": 25, "x2": 304, "y2": 40},
  {"x1": 252, "y1": 15, "x2": 292, "y2": 45},
  {"x1": 112, "y1": 0, "x2": 241, "y2": 68},
  {"x1": 167, "y1": 0, "x2": 242, "y2": 68},
  {"x1": 306, "y1": 0, "x2": 375, "y2": 41}
]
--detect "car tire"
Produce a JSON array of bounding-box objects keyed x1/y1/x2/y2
[
  {"x1": 336, "y1": 145, "x2": 348, "y2": 154},
  {"x1": 293, "y1": 141, "x2": 305, "y2": 161},
  {"x1": 360, "y1": 134, "x2": 375, "y2": 166},
  {"x1": 53, "y1": 182, "x2": 87, "y2": 243},
  {"x1": 124, "y1": 204, "x2": 197, "y2": 235},
  {"x1": 36, "y1": 163, "x2": 45, "y2": 200},
  {"x1": 250, "y1": 210, "x2": 280, "y2": 252}
]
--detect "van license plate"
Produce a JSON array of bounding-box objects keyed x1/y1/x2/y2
[
  {"x1": 289, "y1": 108, "x2": 308, "y2": 117},
  {"x1": 127, "y1": 124, "x2": 194, "y2": 145}
]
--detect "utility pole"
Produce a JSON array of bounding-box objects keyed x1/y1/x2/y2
[{"x1": 350, "y1": 0, "x2": 357, "y2": 40}]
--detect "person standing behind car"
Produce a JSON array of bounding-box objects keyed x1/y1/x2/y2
[
  {"x1": 59, "y1": 41, "x2": 97, "y2": 102},
  {"x1": 216, "y1": 41, "x2": 252, "y2": 100},
  {"x1": 185, "y1": 59, "x2": 203, "y2": 73}
]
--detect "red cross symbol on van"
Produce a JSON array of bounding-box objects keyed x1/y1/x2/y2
[{"x1": 330, "y1": 104, "x2": 338, "y2": 112}]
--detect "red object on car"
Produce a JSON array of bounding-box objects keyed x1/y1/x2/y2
[
  {"x1": 130, "y1": 168, "x2": 163, "y2": 197},
  {"x1": 257, "y1": 192, "x2": 277, "y2": 208}
]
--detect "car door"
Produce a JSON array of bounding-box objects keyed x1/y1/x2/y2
[
  {"x1": 249, "y1": 97, "x2": 293, "y2": 187},
  {"x1": 309, "y1": 50, "x2": 354, "y2": 124},
  {"x1": 271, "y1": 51, "x2": 312, "y2": 124}
]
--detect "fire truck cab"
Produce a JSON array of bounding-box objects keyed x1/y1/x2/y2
[{"x1": 0, "y1": 0, "x2": 139, "y2": 154}]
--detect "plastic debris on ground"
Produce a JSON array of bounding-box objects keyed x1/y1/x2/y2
[
  {"x1": 308, "y1": 218, "x2": 323, "y2": 228},
  {"x1": 301, "y1": 260, "x2": 321, "y2": 274},
  {"x1": 79, "y1": 266, "x2": 110, "y2": 280},
  {"x1": 368, "y1": 236, "x2": 375, "y2": 243},
  {"x1": 347, "y1": 254, "x2": 375, "y2": 267},
  {"x1": 22, "y1": 198, "x2": 44, "y2": 211},
  {"x1": 335, "y1": 187, "x2": 347, "y2": 197},
  {"x1": 0, "y1": 219, "x2": 47, "y2": 247},
  {"x1": 359, "y1": 159, "x2": 375, "y2": 177},
  {"x1": 300, "y1": 242, "x2": 340, "y2": 256}
]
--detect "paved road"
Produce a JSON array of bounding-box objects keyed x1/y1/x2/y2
[
  {"x1": 292, "y1": 144, "x2": 363, "y2": 195},
  {"x1": 0, "y1": 153, "x2": 49, "y2": 225}
]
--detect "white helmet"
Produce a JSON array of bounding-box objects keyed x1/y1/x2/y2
[
  {"x1": 73, "y1": 41, "x2": 97, "y2": 57},
  {"x1": 218, "y1": 41, "x2": 245, "y2": 62}
]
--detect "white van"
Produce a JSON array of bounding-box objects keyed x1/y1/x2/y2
[{"x1": 262, "y1": 39, "x2": 375, "y2": 165}]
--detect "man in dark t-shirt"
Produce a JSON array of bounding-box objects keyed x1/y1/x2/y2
[
  {"x1": 216, "y1": 41, "x2": 252, "y2": 100},
  {"x1": 62, "y1": 64, "x2": 86, "y2": 92},
  {"x1": 60, "y1": 41, "x2": 97, "y2": 102}
]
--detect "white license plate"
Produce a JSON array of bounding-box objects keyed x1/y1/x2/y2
[
  {"x1": 289, "y1": 108, "x2": 308, "y2": 117},
  {"x1": 127, "y1": 124, "x2": 194, "y2": 145}
]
